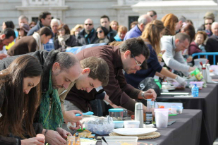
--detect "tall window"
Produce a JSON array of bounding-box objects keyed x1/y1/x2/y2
[
  {"x1": 32, "y1": 17, "x2": 38, "y2": 23},
  {"x1": 128, "y1": 16, "x2": 139, "y2": 30}
]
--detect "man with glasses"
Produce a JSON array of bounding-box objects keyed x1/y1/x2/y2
[
  {"x1": 124, "y1": 14, "x2": 152, "y2": 40},
  {"x1": 161, "y1": 33, "x2": 195, "y2": 76},
  {"x1": 197, "y1": 12, "x2": 215, "y2": 37},
  {"x1": 147, "y1": 10, "x2": 157, "y2": 20},
  {"x1": 76, "y1": 18, "x2": 98, "y2": 46},
  {"x1": 65, "y1": 37, "x2": 157, "y2": 113},
  {"x1": 206, "y1": 22, "x2": 218, "y2": 64}
]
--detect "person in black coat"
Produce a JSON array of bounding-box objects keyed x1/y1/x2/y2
[
  {"x1": 205, "y1": 22, "x2": 218, "y2": 64},
  {"x1": 54, "y1": 24, "x2": 78, "y2": 51}
]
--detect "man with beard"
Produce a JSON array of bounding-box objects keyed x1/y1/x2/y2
[
  {"x1": 76, "y1": 18, "x2": 98, "y2": 46},
  {"x1": 0, "y1": 50, "x2": 82, "y2": 145},
  {"x1": 65, "y1": 38, "x2": 157, "y2": 113}
]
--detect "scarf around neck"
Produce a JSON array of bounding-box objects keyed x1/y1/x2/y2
[
  {"x1": 58, "y1": 34, "x2": 70, "y2": 48},
  {"x1": 38, "y1": 71, "x2": 64, "y2": 130},
  {"x1": 32, "y1": 32, "x2": 44, "y2": 51}
]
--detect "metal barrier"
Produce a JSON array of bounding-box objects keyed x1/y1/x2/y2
[{"x1": 192, "y1": 52, "x2": 218, "y2": 65}]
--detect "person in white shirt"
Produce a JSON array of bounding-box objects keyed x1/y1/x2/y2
[{"x1": 161, "y1": 33, "x2": 195, "y2": 76}]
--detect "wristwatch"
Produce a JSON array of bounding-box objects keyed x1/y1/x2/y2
[{"x1": 141, "y1": 91, "x2": 146, "y2": 100}]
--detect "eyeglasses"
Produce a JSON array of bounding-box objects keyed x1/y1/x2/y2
[
  {"x1": 97, "y1": 30, "x2": 103, "y2": 33},
  {"x1": 132, "y1": 54, "x2": 142, "y2": 66},
  {"x1": 205, "y1": 23, "x2": 212, "y2": 25},
  {"x1": 85, "y1": 23, "x2": 93, "y2": 26}
]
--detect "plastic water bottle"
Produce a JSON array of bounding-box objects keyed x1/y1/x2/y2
[
  {"x1": 192, "y1": 84, "x2": 199, "y2": 97},
  {"x1": 145, "y1": 99, "x2": 154, "y2": 124}
]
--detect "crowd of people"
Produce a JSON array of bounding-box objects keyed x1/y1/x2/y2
[{"x1": 0, "y1": 9, "x2": 217, "y2": 145}]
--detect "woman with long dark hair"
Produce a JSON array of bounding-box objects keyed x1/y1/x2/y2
[
  {"x1": 0, "y1": 55, "x2": 44, "y2": 145},
  {"x1": 95, "y1": 26, "x2": 110, "y2": 44}
]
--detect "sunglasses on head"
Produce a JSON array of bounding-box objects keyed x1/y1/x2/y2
[
  {"x1": 85, "y1": 23, "x2": 92, "y2": 26},
  {"x1": 205, "y1": 23, "x2": 212, "y2": 25},
  {"x1": 97, "y1": 30, "x2": 103, "y2": 33}
]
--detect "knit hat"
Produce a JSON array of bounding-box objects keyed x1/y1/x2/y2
[{"x1": 204, "y1": 12, "x2": 215, "y2": 20}]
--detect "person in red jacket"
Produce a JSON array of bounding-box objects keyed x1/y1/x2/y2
[{"x1": 188, "y1": 31, "x2": 207, "y2": 55}]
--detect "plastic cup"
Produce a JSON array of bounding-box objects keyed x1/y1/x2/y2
[
  {"x1": 177, "y1": 106, "x2": 183, "y2": 114},
  {"x1": 154, "y1": 109, "x2": 169, "y2": 128}
]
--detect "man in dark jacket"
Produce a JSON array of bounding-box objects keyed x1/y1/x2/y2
[
  {"x1": 197, "y1": 12, "x2": 215, "y2": 37},
  {"x1": 77, "y1": 18, "x2": 98, "y2": 46},
  {"x1": 27, "y1": 11, "x2": 52, "y2": 36},
  {"x1": 65, "y1": 38, "x2": 157, "y2": 113},
  {"x1": 206, "y1": 22, "x2": 218, "y2": 64},
  {"x1": 100, "y1": 15, "x2": 117, "y2": 42},
  {"x1": 0, "y1": 50, "x2": 82, "y2": 145}
]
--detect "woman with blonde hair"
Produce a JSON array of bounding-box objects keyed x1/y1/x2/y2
[
  {"x1": 114, "y1": 25, "x2": 127, "y2": 41},
  {"x1": 110, "y1": 20, "x2": 119, "y2": 31},
  {"x1": 71, "y1": 24, "x2": 83, "y2": 37},
  {"x1": 125, "y1": 20, "x2": 186, "y2": 88},
  {"x1": 161, "y1": 13, "x2": 179, "y2": 35}
]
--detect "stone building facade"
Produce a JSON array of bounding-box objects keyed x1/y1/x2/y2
[{"x1": 0, "y1": 0, "x2": 217, "y2": 30}]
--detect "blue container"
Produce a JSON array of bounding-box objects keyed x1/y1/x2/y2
[
  {"x1": 113, "y1": 121, "x2": 124, "y2": 128},
  {"x1": 109, "y1": 109, "x2": 124, "y2": 121}
]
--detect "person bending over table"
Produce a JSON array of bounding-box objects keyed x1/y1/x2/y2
[
  {"x1": 0, "y1": 50, "x2": 83, "y2": 145},
  {"x1": 161, "y1": 33, "x2": 195, "y2": 76},
  {"x1": 65, "y1": 38, "x2": 157, "y2": 113},
  {"x1": 0, "y1": 55, "x2": 45, "y2": 145},
  {"x1": 125, "y1": 20, "x2": 186, "y2": 88},
  {"x1": 64, "y1": 56, "x2": 110, "y2": 114}
]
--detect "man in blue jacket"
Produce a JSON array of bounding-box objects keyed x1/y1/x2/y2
[
  {"x1": 124, "y1": 14, "x2": 152, "y2": 40},
  {"x1": 27, "y1": 11, "x2": 52, "y2": 36}
]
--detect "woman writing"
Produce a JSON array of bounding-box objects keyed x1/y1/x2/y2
[
  {"x1": 125, "y1": 20, "x2": 186, "y2": 88},
  {"x1": 0, "y1": 55, "x2": 44, "y2": 145}
]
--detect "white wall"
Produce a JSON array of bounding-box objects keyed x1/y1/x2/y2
[
  {"x1": 0, "y1": 0, "x2": 22, "y2": 27},
  {"x1": 0, "y1": 0, "x2": 217, "y2": 32},
  {"x1": 65, "y1": 0, "x2": 117, "y2": 29}
]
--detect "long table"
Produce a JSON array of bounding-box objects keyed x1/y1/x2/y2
[
  {"x1": 96, "y1": 109, "x2": 202, "y2": 145},
  {"x1": 156, "y1": 83, "x2": 218, "y2": 145},
  {"x1": 141, "y1": 109, "x2": 202, "y2": 145}
]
